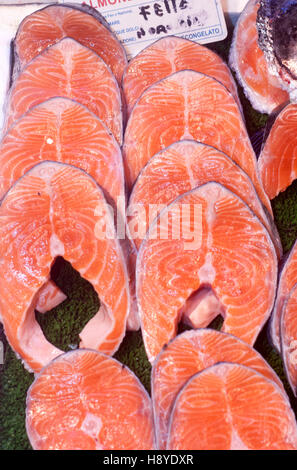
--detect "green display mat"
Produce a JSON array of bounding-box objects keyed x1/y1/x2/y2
[{"x1": 1, "y1": 23, "x2": 297, "y2": 450}]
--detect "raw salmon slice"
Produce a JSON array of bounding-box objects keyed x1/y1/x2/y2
[
  {"x1": 35, "y1": 280, "x2": 67, "y2": 314},
  {"x1": 123, "y1": 36, "x2": 240, "y2": 115},
  {"x1": 0, "y1": 97, "x2": 139, "y2": 330},
  {"x1": 14, "y1": 4, "x2": 127, "y2": 84},
  {"x1": 0, "y1": 161, "x2": 129, "y2": 372},
  {"x1": 280, "y1": 284, "x2": 297, "y2": 396},
  {"x1": 152, "y1": 329, "x2": 284, "y2": 449},
  {"x1": 270, "y1": 239, "x2": 297, "y2": 352},
  {"x1": 127, "y1": 140, "x2": 281, "y2": 256},
  {"x1": 5, "y1": 38, "x2": 122, "y2": 144},
  {"x1": 26, "y1": 349, "x2": 155, "y2": 450},
  {"x1": 167, "y1": 363, "x2": 297, "y2": 450},
  {"x1": 0, "y1": 97, "x2": 124, "y2": 204},
  {"x1": 258, "y1": 103, "x2": 297, "y2": 199},
  {"x1": 136, "y1": 182, "x2": 277, "y2": 363},
  {"x1": 123, "y1": 70, "x2": 272, "y2": 216},
  {"x1": 229, "y1": 0, "x2": 288, "y2": 114}
]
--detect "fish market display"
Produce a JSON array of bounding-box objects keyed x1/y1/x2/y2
[
  {"x1": 257, "y1": 0, "x2": 297, "y2": 100},
  {"x1": 127, "y1": 140, "x2": 281, "y2": 256},
  {"x1": 14, "y1": 3, "x2": 127, "y2": 83},
  {"x1": 0, "y1": 162, "x2": 129, "y2": 372},
  {"x1": 258, "y1": 103, "x2": 297, "y2": 199},
  {"x1": 137, "y1": 182, "x2": 278, "y2": 363},
  {"x1": 270, "y1": 239, "x2": 297, "y2": 352},
  {"x1": 167, "y1": 363, "x2": 297, "y2": 450},
  {"x1": 123, "y1": 36, "x2": 240, "y2": 116},
  {"x1": 152, "y1": 329, "x2": 284, "y2": 449},
  {"x1": 0, "y1": 97, "x2": 124, "y2": 205},
  {"x1": 4, "y1": 37, "x2": 122, "y2": 144},
  {"x1": 26, "y1": 350, "x2": 155, "y2": 450},
  {"x1": 280, "y1": 284, "x2": 297, "y2": 396},
  {"x1": 229, "y1": 0, "x2": 289, "y2": 114},
  {"x1": 123, "y1": 70, "x2": 272, "y2": 216}
]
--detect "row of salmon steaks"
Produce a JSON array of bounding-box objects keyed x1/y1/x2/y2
[{"x1": 1, "y1": 1, "x2": 297, "y2": 450}]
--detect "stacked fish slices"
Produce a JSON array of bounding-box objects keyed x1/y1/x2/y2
[
  {"x1": 151, "y1": 329, "x2": 297, "y2": 450},
  {"x1": 122, "y1": 35, "x2": 297, "y2": 448},
  {"x1": 229, "y1": 0, "x2": 288, "y2": 114},
  {"x1": 123, "y1": 34, "x2": 280, "y2": 357},
  {"x1": 230, "y1": 0, "x2": 297, "y2": 403},
  {"x1": 0, "y1": 3, "x2": 154, "y2": 451},
  {"x1": 0, "y1": 2, "x2": 296, "y2": 451}
]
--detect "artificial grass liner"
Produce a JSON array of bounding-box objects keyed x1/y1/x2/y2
[
  {"x1": 1, "y1": 30, "x2": 297, "y2": 450},
  {"x1": 272, "y1": 180, "x2": 297, "y2": 253},
  {"x1": 0, "y1": 346, "x2": 33, "y2": 450}
]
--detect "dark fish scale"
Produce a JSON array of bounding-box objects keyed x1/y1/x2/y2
[{"x1": 257, "y1": 0, "x2": 297, "y2": 87}]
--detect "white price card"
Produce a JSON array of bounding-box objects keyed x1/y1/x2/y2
[{"x1": 71, "y1": 0, "x2": 228, "y2": 58}]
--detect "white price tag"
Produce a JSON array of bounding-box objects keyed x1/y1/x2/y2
[
  {"x1": 71, "y1": 0, "x2": 228, "y2": 58},
  {"x1": 221, "y1": 0, "x2": 249, "y2": 14}
]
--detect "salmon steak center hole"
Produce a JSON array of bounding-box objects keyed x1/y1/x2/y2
[{"x1": 35, "y1": 257, "x2": 100, "y2": 352}]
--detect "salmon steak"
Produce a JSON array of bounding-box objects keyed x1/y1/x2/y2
[
  {"x1": 136, "y1": 182, "x2": 278, "y2": 363},
  {"x1": 0, "y1": 97, "x2": 124, "y2": 205},
  {"x1": 270, "y1": 239, "x2": 297, "y2": 352},
  {"x1": 0, "y1": 161, "x2": 129, "y2": 372},
  {"x1": 127, "y1": 140, "x2": 281, "y2": 256},
  {"x1": 26, "y1": 350, "x2": 155, "y2": 450},
  {"x1": 280, "y1": 284, "x2": 297, "y2": 396},
  {"x1": 14, "y1": 4, "x2": 127, "y2": 84},
  {"x1": 122, "y1": 36, "x2": 240, "y2": 115},
  {"x1": 258, "y1": 103, "x2": 297, "y2": 199},
  {"x1": 5, "y1": 37, "x2": 122, "y2": 144},
  {"x1": 167, "y1": 363, "x2": 297, "y2": 450},
  {"x1": 152, "y1": 329, "x2": 284, "y2": 449},
  {"x1": 123, "y1": 70, "x2": 272, "y2": 216},
  {"x1": 229, "y1": 0, "x2": 288, "y2": 114}
]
